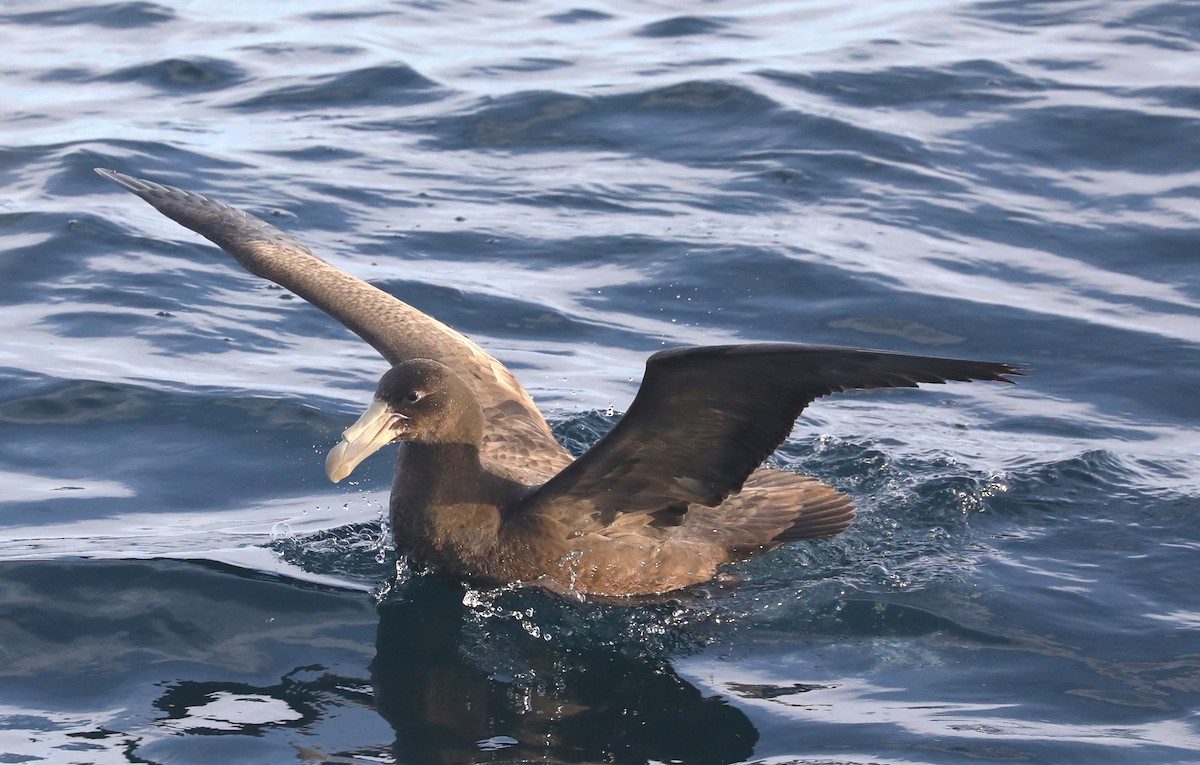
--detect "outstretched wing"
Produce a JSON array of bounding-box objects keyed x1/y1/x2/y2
[
  {"x1": 523, "y1": 344, "x2": 1020, "y2": 525},
  {"x1": 97, "y1": 169, "x2": 568, "y2": 470}
]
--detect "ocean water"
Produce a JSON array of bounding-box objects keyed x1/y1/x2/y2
[{"x1": 1, "y1": 0, "x2": 1198, "y2": 763}]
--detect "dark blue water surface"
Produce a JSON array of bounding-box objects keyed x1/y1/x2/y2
[{"x1": 2, "y1": 1, "x2": 1198, "y2": 763}]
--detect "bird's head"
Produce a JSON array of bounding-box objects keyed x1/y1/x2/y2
[{"x1": 325, "y1": 358, "x2": 482, "y2": 482}]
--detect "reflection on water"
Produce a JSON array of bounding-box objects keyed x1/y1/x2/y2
[
  {"x1": 0, "y1": 559, "x2": 757, "y2": 763},
  {"x1": 373, "y1": 577, "x2": 757, "y2": 765}
]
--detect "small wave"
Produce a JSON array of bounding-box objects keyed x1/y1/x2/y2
[
  {"x1": 101, "y1": 57, "x2": 245, "y2": 92},
  {"x1": 230, "y1": 64, "x2": 442, "y2": 111},
  {"x1": 635, "y1": 16, "x2": 733, "y2": 39},
  {"x1": 3, "y1": 1, "x2": 172, "y2": 29}
]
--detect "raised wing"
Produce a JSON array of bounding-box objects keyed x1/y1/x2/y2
[
  {"x1": 524, "y1": 344, "x2": 1020, "y2": 525},
  {"x1": 96, "y1": 169, "x2": 568, "y2": 469}
]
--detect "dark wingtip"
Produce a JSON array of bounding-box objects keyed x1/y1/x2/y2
[
  {"x1": 95, "y1": 167, "x2": 150, "y2": 194},
  {"x1": 992, "y1": 362, "x2": 1028, "y2": 384},
  {"x1": 943, "y1": 360, "x2": 1026, "y2": 386}
]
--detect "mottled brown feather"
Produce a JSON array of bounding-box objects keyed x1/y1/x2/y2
[
  {"x1": 96, "y1": 168, "x2": 570, "y2": 474},
  {"x1": 523, "y1": 344, "x2": 1018, "y2": 526}
]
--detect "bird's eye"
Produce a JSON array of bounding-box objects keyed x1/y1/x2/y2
[{"x1": 404, "y1": 391, "x2": 422, "y2": 404}]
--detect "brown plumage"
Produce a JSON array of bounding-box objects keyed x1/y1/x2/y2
[{"x1": 96, "y1": 168, "x2": 1021, "y2": 598}]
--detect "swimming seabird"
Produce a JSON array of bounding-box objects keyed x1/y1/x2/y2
[{"x1": 96, "y1": 168, "x2": 1019, "y2": 598}]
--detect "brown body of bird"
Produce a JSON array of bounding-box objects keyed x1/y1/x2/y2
[{"x1": 97, "y1": 169, "x2": 1020, "y2": 598}]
